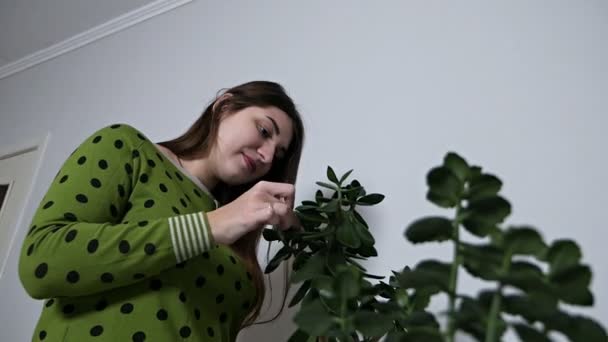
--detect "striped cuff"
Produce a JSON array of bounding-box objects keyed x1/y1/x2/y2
[{"x1": 168, "y1": 212, "x2": 215, "y2": 263}]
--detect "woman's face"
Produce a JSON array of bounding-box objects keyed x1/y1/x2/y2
[{"x1": 211, "y1": 106, "x2": 294, "y2": 185}]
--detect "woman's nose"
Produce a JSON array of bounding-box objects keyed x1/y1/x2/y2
[{"x1": 257, "y1": 143, "x2": 275, "y2": 164}]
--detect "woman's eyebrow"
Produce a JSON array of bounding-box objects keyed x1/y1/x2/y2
[{"x1": 266, "y1": 116, "x2": 281, "y2": 136}]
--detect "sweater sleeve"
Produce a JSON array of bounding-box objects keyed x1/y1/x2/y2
[{"x1": 18, "y1": 124, "x2": 215, "y2": 299}]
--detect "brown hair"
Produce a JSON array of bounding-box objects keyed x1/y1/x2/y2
[{"x1": 159, "y1": 80, "x2": 304, "y2": 328}]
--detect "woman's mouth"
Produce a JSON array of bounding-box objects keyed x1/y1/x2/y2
[{"x1": 242, "y1": 153, "x2": 256, "y2": 173}]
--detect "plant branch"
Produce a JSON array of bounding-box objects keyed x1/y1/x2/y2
[{"x1": 446, "y1": 202, "x2": 463, "y2": 342}]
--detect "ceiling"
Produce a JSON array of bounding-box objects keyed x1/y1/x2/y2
[{"x1": 0, "y1": 0, "x2": 155, "y2": 68}]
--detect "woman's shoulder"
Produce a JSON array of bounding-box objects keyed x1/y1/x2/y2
[{"x1": 81, "y1": 123, "x2": 158, "y2": 150}]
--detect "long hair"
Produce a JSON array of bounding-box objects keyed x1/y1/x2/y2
[{"x1": 159, "y1": 80, "x2": 304, "y2": 328}]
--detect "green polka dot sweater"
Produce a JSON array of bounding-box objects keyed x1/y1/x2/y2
[{"x1": 18, "y1": 124, "x2": 256, "y2": 341}]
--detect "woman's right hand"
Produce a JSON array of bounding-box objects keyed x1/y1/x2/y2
[{"x1": 205, "y1": 181, "x2": 300, "y2": 245}]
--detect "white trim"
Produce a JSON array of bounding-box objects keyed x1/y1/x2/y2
[
  {"x1": 0, "y1": 0, "x2": 193, "y2": 80},
  {"x1": 0, "y1": 132, "x2": 51, "y2": 278}
]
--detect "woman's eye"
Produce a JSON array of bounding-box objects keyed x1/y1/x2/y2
[{"x1": 258, "y1": 125, "x2": 271, "y2": 138}]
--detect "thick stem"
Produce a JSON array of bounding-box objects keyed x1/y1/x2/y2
[
  {"x1": 446, "y1": 203, "x2": 463, "y2": 342},
  {"x1": 485, "y1": 252, "x2": 511, "y2": 342}
]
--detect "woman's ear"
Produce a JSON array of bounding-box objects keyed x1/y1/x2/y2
[{"x1": 212, "y1": 93, "x2": 233, "y2": 114}]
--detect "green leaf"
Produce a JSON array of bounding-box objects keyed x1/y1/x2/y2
[
  {"x1": 550, "y1": 264, "x2": 594, "y2": 306},
  {"x1": 356, "y1": 244, "x2": 378, "y2": 257},
  {"x1": 405, "y1": 216, "x2": 453, "y2": 244},
  {"x1": 339, "y1": 169, "x2": 354, "y2": 184},
  {"x1": 353, "y1": 310, "x2": 395, "y2": 337},
  {"x1": 503, "y1": 226, "x2": 547, "y2": 257},
  {"x1": 443, "y1": 152, "x2": 469, "y2": 182},
  {"x1": 543, "y1": 312, "x2": 608, "y2": 342},
  {"x1": 327, "y1": 166, "x2": 339, "y2": 184},
  {"x1": 264, "y1": 246, "x2": 292, "y2": 274},
  {"x1": 357, "y1": 193, "x2": 385, "y2": 205},
  {"x1": 502, "y1": 293, "x2": 558, "y2": 323},
  {"x1": 287, "y1": 329, "x2": 313, "y2": 342},
  {"x1": 410, "y1": 288, "x2": 433, "y2": 311},
  {"x1": 401, "y1": 327, "x2": 444, "y2": 342},
  {"x1": 352, "y1": 209, "x2": 369, "y2": 228},
  {"x1": 512, "y1": 324, "x2": 552, "y2": 342},
  {"x1": 294, "y1": 299, "x2": 335, "y2": 336},
  {"x1": 460, "y1": 243, "x2": 504, "y2": 281},
  {"x1": 336, "y1": 219, "x2": 361, "y2": 249},
  {"x1": 462, "y1": 196, "x2": 511, "y2": 237},
  {"x1": 396, "y1": 261, "x2": 450, "y2": 293},
  {"x1": 426, "y1": 166, "x2": 463, "y2": 208},
  {"x1": 325, "y1": 249, "x2": 347, "y2": 275},
  {"x1": 262, "y1": 228, "x2": 280, "y2": 242},
  {"x1": 289, "y1": 280, "x2": 312, "y2": 307},
  {"x1": 319, "y1": 199, "x2": 340, "y2": 213},
  {"x1": 350, "y1": 213, "x2": 375, "y2": 246},
  {"x1": 546, "y1": 239, "x2": 581, "y2": 276},
  {"x1": 335, "y1": 266, "x2": 360, "y2": 299},
  {"x1": 295, "y1": 211, "x2": 327, "y2": 224},
  {"x1": 400, "y1": 310, "x2": 439, "y2": 329},
  {"x1": 291, "y1": 252, "x2": 327, "y2": 283},
  {"x1": 316, "y1": 181, "x2": 337, "y2": 191},
  {"x1": 467, "y1": 174, "x2": 502, "y2": 201},
  {"x1": 312, "y1": 275, "x2": 335, "y2": 298},
  {"x1": 501, "y1": 261, "x2": 551, "y2": 293}
]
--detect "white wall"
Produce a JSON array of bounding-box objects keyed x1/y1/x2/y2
[{"x1": 1, "y1": 1, "x2": 606, "y2": 341}]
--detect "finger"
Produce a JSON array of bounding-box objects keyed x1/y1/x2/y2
[{"x1": 258, "y1": 181, "x2": 295, "y2": 202}]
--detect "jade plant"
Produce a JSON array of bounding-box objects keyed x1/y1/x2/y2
[{"x1": 263, "y1": 153, "x2": 607, "y2": 342}]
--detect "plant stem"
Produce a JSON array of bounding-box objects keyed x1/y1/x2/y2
[
  {"x1": 446, "y1": 203, "x2": 463, "y2": 342},
  {"x1": 485, "y1": 253, "x2": 511, "y2": 342}
]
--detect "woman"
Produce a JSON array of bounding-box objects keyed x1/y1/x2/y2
[{"x1": 18, "y1": 80, "x2": 305, "y2": 341}]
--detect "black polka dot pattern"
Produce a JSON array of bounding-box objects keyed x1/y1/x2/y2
[
  {"x1": 156, "y1": 309, "x2": 168, "y2": 320},
  {"x1": 144, "y1": 243, "x2": 156, "y2": 255},
  {"x1": 65, "y1": 230, "x2": 77, "y2": 242},
  {"x1": 62, "y1": 304, "x2": 75, "y2": 314},
  {"x1": 91, "y1": 178, "x2": 102, "y2": 188},
  {"x1": 120, "y1": 303, "x2": 134, "y2": 314},
  {"x1": 119, "y1": 240, "x2": 130, "y2": 254},
  {"x1": 132, "y1": 331, "x2": 146, "y2": 342},
  {"x1": 98, "y1": 159, "x2": 108, "y2": 169},
  {"x1": 35, "y1": 263, "x2": 48, "y2": 278},
  {"x1": 150, "y1": 279, "x2": 162, "y2": 291},
  {"x1": 179, "y1": 326, "x2": 191, "y2": 338},
  {"x1": 66, "y1": 271, "x2": 80, "y2": 283},
  {"x1": 23, "y1": 125, "x2": 255, "y2": 341},
  {"x1": 216, "y1": 294, "x2": 225, "y2": 304},
  {"x1": 117, "y1": 184, "x2": 125, "y2": 197},
  {"x1": 95, "y1": 299, "x2": 108, "y2": 311},
  {"x1": 90, "y1": 325, "x2": 103, "y2": 336},
  {"x1": 100, "y1": 272, "x2": 114, "y2": 283},
  {"x1": 64, "y1": 212, "x2": 77, "y2": 221},
  {"x1": 195, "y1": 276, "x2": 206, "y2": 288},
  {"x1": 87, "y1": 239, "x2": 99, "y2": 253}
]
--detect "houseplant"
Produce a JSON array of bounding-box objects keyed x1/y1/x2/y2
[{"x1": 264, "y1": 153, "x2": 607, "y2": 342}]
